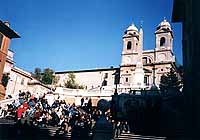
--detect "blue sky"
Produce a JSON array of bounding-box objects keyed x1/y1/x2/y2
[{"x1": 1, "y1": 0, "x2": 182, "y2": 72}]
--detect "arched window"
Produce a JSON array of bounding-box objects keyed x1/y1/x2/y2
[
  {"x1": 142, "y1": 57, "x2": 148, "y2": 64},
  {"x1": 127, "y1": 41, "x2": 132, "y2": 50},
  {"x1": 0, "y1": 33, "x2": 3, "y2": 50},
  {"x1": 142, "y1": 57, "x2": 152, "y2": 64},
  {"x1": 160, "y1": 37, "x2": 166, "y2": 47},
  {"x1": 148, "y1": 58, "x2": 152, "y2": 63}
]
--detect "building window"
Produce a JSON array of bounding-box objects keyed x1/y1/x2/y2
[
  {"x1": 142, "y1": 57, "x2": 148, "y2": 64},
  {"x1": 127, "y1": 41, "x2": 132, "y2": 50},
  {"x1": 21, "y1": 78, "x2": 25, "y2": 85},
  {"x1": 104, "y1": 73, "x2": 108, "y2": 79},
  {"x1": 149, "y1": 59, "x2": 152, "y2": 63},
  {"x1": 142, "y1": 57, "x2": 152, "y2": 64},
  {"x1": 125, "y1": 77, "x2": 129, "y2": 82},
  {"x1": 0, "y1": 33, "x2": 3, "y2": 50},
  {"x1": 160, "y1": 37, "x2": 166, "y2": 47},
  {"x1": 144, "y1": 76, "x2": 149, "y2": 86}
]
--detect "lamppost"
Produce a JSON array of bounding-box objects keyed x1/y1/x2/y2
[{"x1": 113, "y1": 69, "x2": 120, "y2": 95}]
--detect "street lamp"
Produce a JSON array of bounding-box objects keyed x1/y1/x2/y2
[{"x1": 113, "y1": 69, "x2": 120, "y2": 95}]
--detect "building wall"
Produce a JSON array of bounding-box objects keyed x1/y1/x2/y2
[
  {"x1": 5, "y1": 67, "x2": 32, "y2": 98},
  {"x1": 0, "y1": 33, "x2": 10, "y2": 81},
  {"x1": 0, "y1": 33, "x2": 11, "y2": 99},
  {"x1": 5, "y1": 66, "x2": 51, "y2": 99},
  {"x1": 3, "y1": 50, "x2": 14, "y2": 73},
  {"x1": 27, "y1": 84, "x2": 51, "y2": 96},
  {"x1": 56, "y1": 69, "x2": 117, "y2": 91},
  {"x1": 172, "y1": 0, "x2": 200, "y2": 136},
  {"x1": 55, "y1": 62, "x2": 174, "y2": 92}
]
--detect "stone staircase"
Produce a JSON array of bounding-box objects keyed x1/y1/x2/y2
[
  {"x1": 38, "y1": 126, "x2": 71, "y2": 140},
  {"x1": 114, "y1": 132, "x2": 167, "y2": 140},
  {"x1": 0, "y1": 119, "x2": 72, "y2": 140}
]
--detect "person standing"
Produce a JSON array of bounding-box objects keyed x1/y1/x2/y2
[{"x1": 81, "y1": 98, "x2": 84, "y2": 107}]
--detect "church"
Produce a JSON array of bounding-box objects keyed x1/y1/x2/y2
[{"x1": 55, "y1": 18, "x2": 176, "y2": 93}]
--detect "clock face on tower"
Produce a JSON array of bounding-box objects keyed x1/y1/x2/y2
[
  {"x1": 158, "y1": 54, "x2": 166, "y2": 61},
  {"x1": 124, "y1": 56, "x2": 131, "y2": 64}
]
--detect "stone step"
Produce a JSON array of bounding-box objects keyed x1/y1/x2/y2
[
  {"x1": 39, "y1": 126, "x2": 71, "y2": 139},
  {"x1": 115, "y1": 133, "x2": 167, "y2": 140}
]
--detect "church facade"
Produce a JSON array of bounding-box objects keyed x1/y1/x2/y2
[{"x1": 55, "y1": 19, "x2": 176, "y2": 93}]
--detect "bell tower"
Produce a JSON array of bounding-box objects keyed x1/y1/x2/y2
[
  {"x1": 155, "y1": 18, "x2": 173, "y2": 50},
  {"x1": 155, "y1": 18, "x2": 174, "y2": 63},
  {"x1": 121, "y1": 23, "x2": 140, "y2": 66},
  {"x1": 120, "y1": 23, "x2": 144, "y2": 90}
]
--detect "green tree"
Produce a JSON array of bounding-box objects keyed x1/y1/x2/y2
[
  {"x1": 64, "y1": 73, "x2": 84, "y2": 89},
  {"x1": 159, "y1": 68, "x2": 182, "y2": 93},
  {"x1": 1, "y1": 73, "x2": 10, "y2": 88},
  {"x1": 41, "y1": 68, "x2": 55, "y2": 85},
  {"x1": 33, "y1": 67, "x2": 42, "y2": 81},
  {"x1": 64, "y1": 73, "x2": 77, "y2": 89}
]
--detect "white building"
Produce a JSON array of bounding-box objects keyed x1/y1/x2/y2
[{"x1": 3, "y1": 50, "x2": 51, "y2": 99}]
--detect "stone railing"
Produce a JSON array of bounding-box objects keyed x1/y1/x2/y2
[
  {"x1": 0, "y1": 98, "x2": 16, "y2": 108},
  {"x1": 55, "y1": 87, "x2": 114, "y2": 97}
]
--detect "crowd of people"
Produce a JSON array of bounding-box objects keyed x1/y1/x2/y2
[
  {"x1": 0, "y1": 91, "x2": 131, "y2": 139},
  {"x1": 113, "y1": 120, "x2": 130, "y2": 138}
]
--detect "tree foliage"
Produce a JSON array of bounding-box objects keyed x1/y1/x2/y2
[
  {"x1": 41, "y1": 68, "x2": 55, "y2": 85},
  {"x1": 159, "y1": 68, "x2": 182, "y2": 93},
  {"x1": 32, "y1": 67, "x2": 55, "y2": 85},
  {"x1": 33, "y1": 67, "x2": 42, "y2": 81},
  {"x1": 64, "y1": 73, "x2": 84, "y2": 89},
  {"x1": 1, "y1": 73, "x2": 10, "y2": 88}
]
